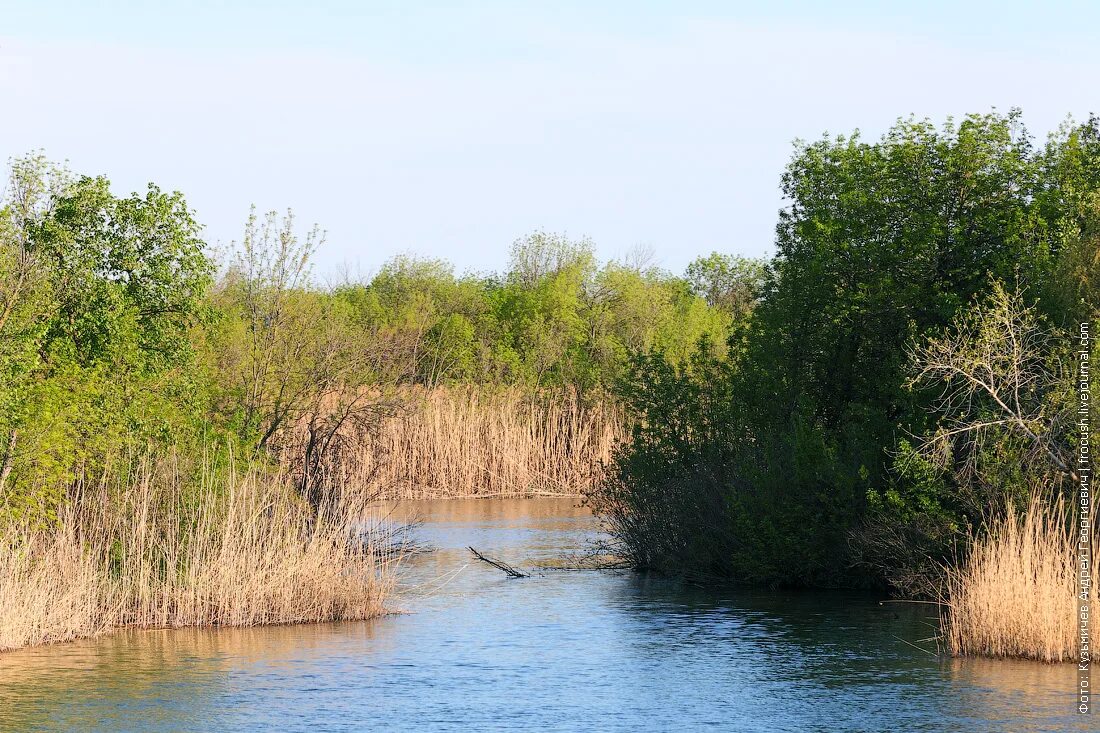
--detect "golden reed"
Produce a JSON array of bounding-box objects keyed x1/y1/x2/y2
[
  {"x1": 328, "y1": 387, "x2": 627, "y2": 500},
  {"x1": 0, "y1": 454, "x2": 390, "y2": 653},
  {"x1": 943, "y1": 497, "x2": 1098, "y2": 662}
]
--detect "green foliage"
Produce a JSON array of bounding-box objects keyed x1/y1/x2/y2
[
  {"x1": 1041, "y1": 116, "x2": 1100, "y2": 323},
  {"x1": 507, "y1": 231, "x2": 595, "y2": 287},
  {"x1": 331, "y1": 234, "x2": 732, "y2": 391},
  {"x1": 28, "y1": 174, "x2": 211, "y2": 371},
  {"x1": 855, "y1": 283, "x2": 1082, "y2": 594},
  {"x1": 423, "y1": 313, "x2": 477, "y2": 383},
  {"x1": 685, "y1": 252, "x2": 767, "y2": 319},
  {"x1": 594, "y1": 111, "x2": 1100, "y2": 589},
  {"x1": 0, "y1": 156, "x2": 215, "y2": 523},
  {"x1": 12, "y1": 110, "x2": 1086, "y2": 599}
]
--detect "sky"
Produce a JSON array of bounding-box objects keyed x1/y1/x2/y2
[{"x1": 1, "y1": 1, "x2": 1098, "y2": 278}]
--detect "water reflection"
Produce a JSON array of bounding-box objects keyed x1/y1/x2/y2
[{"x1": 0, "y1": 498, "x2": 1088, "y2": 732}]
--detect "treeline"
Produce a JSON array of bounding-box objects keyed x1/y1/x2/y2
[
  {"x1": 327, "y1": 236, "x2": 755, "y2": 391},
  {"x1": 591, "y1": 111, "x2": 1099, "y2": 608},
  {"x1": 0, "y1": 156, "x2": 753, "y2": 522}
]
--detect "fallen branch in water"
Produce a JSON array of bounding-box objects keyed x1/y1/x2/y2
[
  {"x1": 468, "y1": 547, "x2": 529, "y2": 578},
  {"x1": 534, "y1": 552, "x2": 631, "y2": 571}
]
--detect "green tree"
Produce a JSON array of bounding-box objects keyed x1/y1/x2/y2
[
  {"x1": 207, "y1": 209, "x2": 401, "y2": 504},
  {"x1": 857, "y1": 284, "x2": 1082, "y2": 595},
  {"x1": 594, "y1": 111, "x2": 1085, "y2": 587},
  {"x1": 1040, "y1": 116, "x2": 1100, "y2": 324},
  {"x1": 685, "y1": 252, "x2": 767, "y2": 320},
  {"x1": 0, "y1": 156, "x2": 213, "y2": 520}
]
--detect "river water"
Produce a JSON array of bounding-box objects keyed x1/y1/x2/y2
[{"x1": 0, "y1": 498, "x2": 1089, "y2": 732}]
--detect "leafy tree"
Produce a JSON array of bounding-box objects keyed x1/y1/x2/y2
[
  {"x1": 0, "y1": 156, "x2": 213, "y2": 520},
  {"x1": 856, "y1": 284, "x2": 1081, "y2": 595},
  {"x1": 685, "y1": 252, "x2": 767, "y2": 320},
  {"x1": 423, "y1": 313, "x2": 477, "y2": 385},
  {"x1": 207, "y1": 209, "x2": 404, "y2": 504},
  {"x1": 29, "y1": 172, "x2": 210, "y2": 371},
  {"x1": 593, "y1": 111, "x2": 1093, "y2": 587},
  {"x1": 507, "y1": 231, "x2": 595, "y2": 287},
  {"x1": 1041, "y1": 116, "x2": 1100, "y2": 324}
]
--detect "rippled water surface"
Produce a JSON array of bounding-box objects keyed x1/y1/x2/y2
[{"x1": 0, "y1": 498, "x2": 1089, "y2": 732}]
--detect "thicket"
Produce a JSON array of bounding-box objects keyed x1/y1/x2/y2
[
  {"x1": 592, "y1": 111, "x2": 1099, "y2": 592},
  {"x1": 6, "y1": 108, "x2": 1093, "y2": 657},
  {"x1": 329, "y1": 234, "x2": 746, "y2": 392}
]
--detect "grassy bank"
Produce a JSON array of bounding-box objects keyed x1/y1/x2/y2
[{"x1": 0, "y1": 455, "x2": 391, "y2": 653}]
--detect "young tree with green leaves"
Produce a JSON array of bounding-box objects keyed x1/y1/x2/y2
[{"x1": 0, "y1": 155, "x2": 213, "y2": 521}]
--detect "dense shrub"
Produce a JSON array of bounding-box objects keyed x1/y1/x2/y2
[{"x1": 592, "y1": 112, "x2": 1099, "y2": 590}]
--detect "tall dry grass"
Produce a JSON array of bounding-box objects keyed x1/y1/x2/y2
[
  {"x1": 0, "y1": 522, "x2": 106, "y2": 651},
  {"x1": 0, "y1": 455, "x2": 391, "y2": 653},
  {"x1": 943, "y1": 496, "x2": 1097, "y2": 662},
  {"x1": 312, "y1": 387, "x2": 628, "y2": 500}
]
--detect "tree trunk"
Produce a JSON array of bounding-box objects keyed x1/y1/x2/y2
[{"x1": 0, "y1": 429, "x2": 19, "y2": 495}]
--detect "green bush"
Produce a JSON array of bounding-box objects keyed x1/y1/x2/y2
[{"x1": 592, "y1": 112, "x2": 1100, "y2": 590}]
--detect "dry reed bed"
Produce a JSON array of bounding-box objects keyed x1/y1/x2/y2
[
  {"x1": 0, "y1": 457, "x2": 390, "y2": 653},
  {"x1": 943, "y1": 497, "x2": 1097, "y2": 662},
  {"x1": 336, "y1": 387, "x2": 627, "y2": 500}
]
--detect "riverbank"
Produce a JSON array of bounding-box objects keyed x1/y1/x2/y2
[
  {"x1": 0, "y1": 458, "x2": 391, "y2": 653},
  {"x1": 0, "y1": 381, "x2": 626, "y2": 655},
  {"x1": 2, "y1": 498, "x2": 1091, "y2": 732}
]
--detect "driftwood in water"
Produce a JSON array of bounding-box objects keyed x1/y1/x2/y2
[{"x1": 468, "y1": 546, "x2": 529, "y2": 578}]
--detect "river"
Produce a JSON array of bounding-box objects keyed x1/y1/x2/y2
[{"x1": 0, "y1": 498, "x2": 1088, "y2": 732}]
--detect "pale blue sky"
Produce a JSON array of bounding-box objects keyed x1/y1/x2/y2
[{"x1": 1, "y1": 1, "x2": 1097, "y2": 276}]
